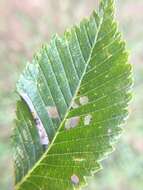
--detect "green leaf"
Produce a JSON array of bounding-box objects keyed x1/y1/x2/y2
[{"x1": 13, "y1": 0, "x2": 133, "y2": 189}]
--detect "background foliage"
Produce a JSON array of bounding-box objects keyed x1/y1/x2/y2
[{"x1": 0, "y1": 0, "x2": 143, "y2": 189}]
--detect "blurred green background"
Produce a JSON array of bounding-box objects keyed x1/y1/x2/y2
[{"x1": 0, "y1": 0, "x2": 143, "y2": 189}]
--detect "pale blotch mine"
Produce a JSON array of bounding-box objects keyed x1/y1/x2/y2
[
  {"x1": 71, "y1": 101, "x2": 79, "y2": 109},
  {"x1": 65, "y1": 117, "x2": 80, "y2": 130},
  {"x1": 84, "y1": 114, "x2": 92, "y2": 125},
  {"x1": 79, "y1": 96, "x2": 89, "y2": 105},
  {"x1": 71, "y1": 174, "x2": 79, "y2": 185},
  {"x1": 47, "y1": 106, "x2": 59, "y2": 118},
  {"x1": 108, "y1": 129, "x2": 112, "y2": 134}
]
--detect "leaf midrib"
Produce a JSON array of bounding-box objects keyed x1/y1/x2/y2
[{"x1": 15, "y1": 13, "x2": 103, "y2": 190}]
